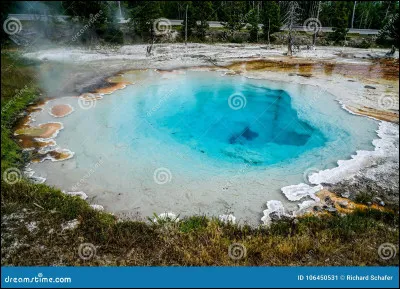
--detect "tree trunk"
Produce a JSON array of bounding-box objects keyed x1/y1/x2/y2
[
  {"x1": 312, "y1": 1, "x2": 321, "y2": 47},
  {"x1": 185, "y1": 4, "x2": 188, "y2": 46},
  {"x1": 286, "y1": 1, "x2": 298, "y2": 56},
  {"x1": 385, "y1": 2, "x2": 390, "y2": 20},
  {"x1": 364, "y1": 10, "x2": 369, "y2": 29},
  {"x1": 351, "y1": 1, "x2": 356, "y2": 29},
  {"x1": 288, "y1": 12, "x2": 293, "y2": 56},
  {"x1": 288, "y1": 29, "x2": 293, "y2": 56}
]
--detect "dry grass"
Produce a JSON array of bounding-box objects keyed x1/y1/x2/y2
[{"x1": 1, "y1": 180, "x2": 398, "y2": 266}]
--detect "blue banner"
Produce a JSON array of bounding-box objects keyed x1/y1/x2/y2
[{"x1": 1, "y1": 267, "x2": 398, "y2": 288}]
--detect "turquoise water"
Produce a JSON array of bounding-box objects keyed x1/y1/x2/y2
[
  {"x1": 113, "y1": 72, "x2": 331, "y2": 167},
  {"x1": 139, "y1": 79, "x2": 326, "y2": 165},
  {"x1": 30, "y1": 70, "x2": 379, "y2": 223}
]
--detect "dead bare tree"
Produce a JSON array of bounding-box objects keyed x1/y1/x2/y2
[
  {"x1": 283, "y1": 1, "x2": 300, "y2": 56},
  {"x1": 146, "y1": 36, "x2": 155, "y2": 57},
  {"x1": 351, "y1": 1, "x2": 357, "y2": 29},
  {"x1": 312, "y1": 1, "x2": 321, "y2": 47},
  {"x1": 185, "y1": 4, "x2": 188, "y2": 46}
]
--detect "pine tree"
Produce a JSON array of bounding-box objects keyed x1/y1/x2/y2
[
  {"x1": 193, "y1": 1, "x2": 213, "y2": 40},
  {"x1": 1, "y1": 1, "x2": 16, "y2": 41},
  {"x1": 247, "y1": 9, "x2": 260, "y2": 42},
  {"x1": 377, "y1": 9, "x2": 399, "y2": 48},
  {"x1": 388, "y1": 12, "x2": 399, "y2": 47},
  {"x1": 62, "y1": 1, "x2": 108, "y2": 23},
  {"x1": 330, "y1": 1, "x2": 350, "y2": 43},
  {"x1": 221, "y1": 1, "x2": 247, "y2": 37},
  {"x1": 262, "y1": 1, "x2": 281, "y2": 43},
  {"x1": 131, "y1": 1, "x2": 162, "y2": 40}
]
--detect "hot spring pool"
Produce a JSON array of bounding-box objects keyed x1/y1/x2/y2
[{"x1": 28, "y1": 70, "x2": 379, "y2": 224}]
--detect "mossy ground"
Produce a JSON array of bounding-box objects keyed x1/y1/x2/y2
[{"x1": 1, "y1": 51, "x2": 399, "y2": 266}]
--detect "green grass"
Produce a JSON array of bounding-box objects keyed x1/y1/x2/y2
[
  {"x1": 355, "y1": 191, "x2": 376, "y2": 205},
  {"x1": 1, "y1": 51, "x2": 399, "y2": 266},
  {"x1": 1, "y1": 53, "x2": 40, "y2": 172},
  {"x1": 179, "y1": 215, "x2": 209, "y2": 233}
]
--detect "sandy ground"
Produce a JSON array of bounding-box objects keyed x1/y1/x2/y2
[{"x1": 22, "y1": 44, "x2": 399, "y2": 224}]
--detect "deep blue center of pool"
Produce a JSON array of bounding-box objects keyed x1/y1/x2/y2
[{"x1": 133, "y1": 74, "x2": 327, "y2": 165}]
